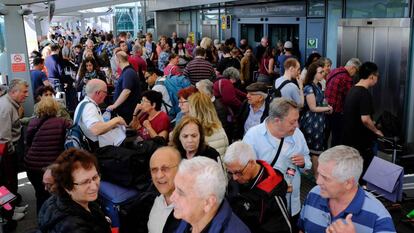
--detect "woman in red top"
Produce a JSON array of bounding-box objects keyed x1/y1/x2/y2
[
  {"x1": 163, "y1": 53, "x2": 182, "y2": 76},
  {"x1": 130, "y1": 90, "x2": 170, "y2": 141},
  {"x1": 257, "y1": 46, "x2": 275, "y2": 85}
]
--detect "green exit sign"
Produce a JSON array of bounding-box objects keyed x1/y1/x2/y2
[{"x1": 307, "y1": 38, "x2": 318, "y2": 49}]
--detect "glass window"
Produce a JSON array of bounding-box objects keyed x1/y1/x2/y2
[
  {"x1": 326, "y1": 0, "x2": 342, "y2": 68},
  {"x1": 346, "y1": 0, "x2": 409, "y2": 18},
  {"x1": 308, "y1": 0, "x2": 325, "y2": 17},
  {"x1": 0, "y1": 16, "x2": 5, "y2": 55}
]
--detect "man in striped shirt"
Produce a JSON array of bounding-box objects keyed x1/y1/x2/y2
[
  {"x1": 183, "y1": 47, "x2": 216, "y2": 85},
  {"x1": 298, "y1": 145, "x2": 396, "y2": 233}
]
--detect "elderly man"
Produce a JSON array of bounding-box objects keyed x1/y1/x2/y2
[
  {"x1": 255, "y1": 36, "x2": 269, "y2": 61},
  {"x1": 325, "y1": 58, "x2": 361, "y2": 147},
  {"x1": 225, "y1": 141, "x2": 291, "y2": 233},
  {"x1": 234, "y1": 82, "x2": 269, "y2": 140},
  {"x1": 75, "y1": 79, "x2": 126, "y2": 150},
  {"x1": 298, "y1": 146, "x2": 396, "y2": 233},
  {"x1": 243, "y1": 97, "x2": 311, "y2": 231},
  {"x1": 171, "y1": 157, "x2": 251, "y2": 233},
  {"x1": 148, "y1": 147, "x2": 182, "y2": 233},
  {"x1": 107, "y1": 50, "x2": 141, "y2": 124},
  {"x1": 0, "y1": 79, "x2": 29, "y2": 225}
]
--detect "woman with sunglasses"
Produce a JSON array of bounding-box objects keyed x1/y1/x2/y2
[
  {"x1": 130, "y1": 90, "x2": 170, "y2": 141},
  {"x1": 37, "y1": 148, "x2": 111, "y2": 233}
]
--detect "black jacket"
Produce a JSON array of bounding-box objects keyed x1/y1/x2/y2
[
  {"x1": 234, "y1": 99, "x2": 269, "y2": 140},
  {"x1": 37, "y1": 195, "x2": 111, "y2": 233},
  {"x1": 227, "y1": 160, "x2": 291, "y2": 233}
]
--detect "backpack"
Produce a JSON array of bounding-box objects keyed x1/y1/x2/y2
[
  {"x1": 267, "y1": 79, "x2": 293, "y2": 100},
  {"x1": 96, "y1": 44, "x2": 110, "y2": 67},
  {"x1": 64, "y1": 101, "x2": 91, "y2": 151},
  {"x1": 96, "y1": 137, "x2": 166, "y2": 188},
  {"x1": 156, "y1": 75, "x2": 191, "y2": 119}
]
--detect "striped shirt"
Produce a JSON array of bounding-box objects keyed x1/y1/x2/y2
[
  {"x1": 298, "y1": 186, "x2": 396, "y2": 233},
  {"x1": 183, "y1": 57, "x2": 216, "y2": 85}
]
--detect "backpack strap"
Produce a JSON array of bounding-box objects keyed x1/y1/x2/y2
[
  {"x1": 273, "y1": 79, "x2": 292, "y2": 93},
  {"x1": 74, "y1": 101, "x2": 91, "y2": 126}
]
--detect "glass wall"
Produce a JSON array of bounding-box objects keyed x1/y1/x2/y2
[
  {"x1": 326, "y1": 0, "x2": 342, "y2": 67},
  {"x1": 346, "y1": 0, "x2": 410, "y2": 18},
  {"x1": 0, "y1": 16, "x2": 7, "y2": 84},
  {"x1": 308, "y1": 0, "x2": 325, "y2": 17}
]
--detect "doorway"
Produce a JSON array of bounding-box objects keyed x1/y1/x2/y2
[{"x1": 240, "y1": 24, "x2": 263, "y2": 48}]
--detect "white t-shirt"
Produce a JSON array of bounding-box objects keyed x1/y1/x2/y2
[
  {"x1": 147, "y1": 195, "x2": 174, "y2": 233},
  {"x1": 74, "y1": 97, "x2": 125, "y2": 147}
]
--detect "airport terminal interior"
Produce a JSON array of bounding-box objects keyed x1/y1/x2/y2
[{"x1": 1, "y1": 0, "x2": 414, "y2": 232}]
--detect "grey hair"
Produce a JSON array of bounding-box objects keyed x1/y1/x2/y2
[
  {"x1": 345, "y1": 58, "x2": 361, "y2": 69},
  {"x1": 132, "y1": 44, "x2": 142, "y2": 54},
  {"x1": 8, "y1": 79, "x2": 28, "y2": 92},
  {"x1": 319, "y1": 57, "x2": 332, "y2": 66},
  {"x1": 86, "y1": 39, "x2": 94, "y2": 46},
  {"x1": 196, "y1": 79, "x2": 213, "y2": 96},
  {"x1": 267, "y1": 97, "x2": 298, "y2": 122},
  {"x1": 85, "y1": 79, "x2": 105, "y2": 96},
  {"x1": 223, "y1": 67, "x2": 240, "y2": 81},
  {"x1": 178, "y1": 157, "x2": 226, "y2": 205},
  {"x1": 223, "y1": 141, "x2": 256, "y2": 166},
  {"x1": 319, "y1": 145, "x2": 363, "y2": 183}
]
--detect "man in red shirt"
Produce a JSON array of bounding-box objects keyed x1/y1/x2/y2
[
  {"x1": 129, "y1": 44, "x2": 147, "y2": 73},
  {"x1": 324, "y1": 58, "x2": 361, "y2": 147}
]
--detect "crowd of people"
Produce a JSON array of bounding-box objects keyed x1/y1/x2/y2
[{"x1": 0, "y1": 25, "x2": 395, "y2": 233}]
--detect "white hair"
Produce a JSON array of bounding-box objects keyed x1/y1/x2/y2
[
  {"x1": 8, "y1": 79, "x2": 28, "y2": 93},
  {"x1": 345, "y1": 58, "x2": 361, "y2": 69},
  {"x1": 196, "y1": 79, "x2": 213, "y2": 96},
  {"x1": 178, "y1": 157, "x2": 226, "y2": 204},
  {"x1": 223, "y1": 141, "x2": 256, "y2": 166},
  {"x1": 318, "y1": 145, "x2": 363, "y2": 183}
]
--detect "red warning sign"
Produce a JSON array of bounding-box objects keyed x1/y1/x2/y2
[{"x1": 11, "y1": 53, "x2": 26, "y2": 72}]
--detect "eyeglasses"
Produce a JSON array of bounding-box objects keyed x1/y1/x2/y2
[
  {"x1": 73, "y1": 173, "x2": 101, "y2": 187},
  {"x1": 178, "y1": 100, "x2": 188, "y2": 105},
  {"x1": 227, "y1": 162, "x2": 249, "y2": 177},
  {"x1": 150, "y1": 165, "x2": 178, "y2": 174},
  {"x1": 100, "y1": 90, "x2": 108, "y2": 94}
]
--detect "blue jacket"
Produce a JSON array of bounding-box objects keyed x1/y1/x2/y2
[{"x1": 175, "y1": 199, "x2": 251, "y2": 233}]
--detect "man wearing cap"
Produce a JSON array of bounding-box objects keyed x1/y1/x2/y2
[
  {"x1": 277, "y1": 41, "x2": 296, "y2": 76},
  {"x1": 234, "y1": 82, "x2": 269, "y2": 140}
]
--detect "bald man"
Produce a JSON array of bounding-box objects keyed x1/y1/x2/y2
[
  {"x1": 148, "y1": 147, "x2": 182, "y2": 233},
  {"x1": 107, "y1": 50, "x2": 141, "y2": 124},
  {"x1": 74, "y1": 79, "x2": 126, "y2": 149}
]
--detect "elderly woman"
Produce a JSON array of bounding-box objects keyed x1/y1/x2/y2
[
  {"x1": 163, "y1": 53, "x2": 182, "y2": 76},
  {"x1": 130, "y1": 90, "x2": 170, "y2": 141},
  {"x1": 37, "y1": 148, "x2": 111, "y2": 233},
  {"x1": 196, "y1": 79, "x2": 229, "y2": 134},
  {"x1": 188, "y1": 92, "x2": 229, "y2": 156},
  {"x1": 25, "y1": 97, "x2": 72, "y2": 213},
  {"x1": 174, "y1": 86, "x2": 198, "y2": 125},
  {"x1": 213, "y1": 67, "x2": 246, "y2": 113},
  {"x1": 172, "y1": 116, "x2": 220, "y2": 161}
]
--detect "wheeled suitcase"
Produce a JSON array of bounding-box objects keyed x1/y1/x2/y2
[{"x1": 99, "y1": 181, "x2": 140, "y2": 228}]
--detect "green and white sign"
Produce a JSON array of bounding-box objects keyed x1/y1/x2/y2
[{"x1": 307, "y1": 38, "x2": 318, "y2": 49}]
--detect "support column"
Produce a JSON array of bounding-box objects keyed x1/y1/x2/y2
[{"x1": 3, "y1": 5, "x2": 34, "y2": 115}]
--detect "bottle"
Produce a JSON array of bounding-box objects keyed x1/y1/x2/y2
[{"x1": 102, "y1": 110, "x2": 111, "y2": 122}]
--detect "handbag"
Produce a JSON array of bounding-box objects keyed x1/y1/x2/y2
[{"x1": 218, "y1": 79, "x2": 236, "y2": 123}]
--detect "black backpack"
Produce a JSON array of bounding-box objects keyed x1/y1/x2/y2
[
  {"x1": 267, "y1": 79, "x2": 293, "y2": 101},
  {"x1": 95, "y1": 137, "x2": 166, "y2": 188}
]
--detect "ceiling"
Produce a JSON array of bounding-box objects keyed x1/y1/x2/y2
[{"x1": 2, "y1": 0, "x2": 137, "y2": 16}]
